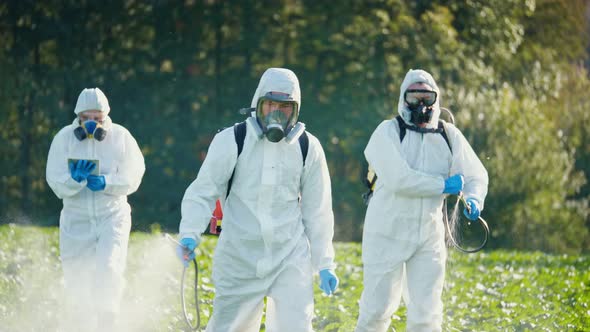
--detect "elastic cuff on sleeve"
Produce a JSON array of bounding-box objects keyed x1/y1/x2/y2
[{"x1": 316, "y1": 262, "x2": 337, "y2": 273}]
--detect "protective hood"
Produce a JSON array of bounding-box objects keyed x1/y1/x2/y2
[
  {"x1": 397, "y1": 69, "x2": 441, "y2": 128},
  {"x1": 74, "y1": 87, "x2": 110, "y2": 116},
  {"x1": 250, "y1": 68, "x2": 302, "y2": 113}
]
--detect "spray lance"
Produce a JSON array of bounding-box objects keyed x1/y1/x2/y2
[
  {"x1": 442, "y1": 193, "x2": 490, "y2": 253},
  {"x1": 164, "y1": 234, "x2": 202, "y2": 331}
]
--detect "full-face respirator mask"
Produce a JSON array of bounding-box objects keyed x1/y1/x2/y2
[
  {"x1": 404, "y1": 89, "x2": 437, "y2": 126},
  {"x1": 255, "y1": 91, "x2": 300, "y2": 143}
]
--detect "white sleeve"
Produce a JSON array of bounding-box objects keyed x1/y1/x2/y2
[
  {"x1": 46, "y1": 130, "x2": 86, "y2": 198},
  {"x1": 300, "y1": 134, "x2": 336, "y2": 272},
  {"x1": 365, "y1": 120, "x2": 445, "y2": 197},
  {"x1": 103, "y1": 130, "x2": 145, "y2": 196},
  {"x1": 179, "y1": 129, "x2": 237, "y2": 240},
  {"x1": 448, "y1": 124, "x2": 489, "y2": 209}
]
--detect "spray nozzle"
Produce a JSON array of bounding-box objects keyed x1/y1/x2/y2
[
  {"x1": 164, "y1": 233, "x2": 196, "y2": 257},
  {"x1": 164, "y1": 233, "x2": 181, "y2": 246},
  {"x1": 458, "y1": 193, "x2": 472, "y2": 214}
]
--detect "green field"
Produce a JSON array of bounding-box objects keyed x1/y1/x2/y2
[{"x1": 0, "y1": 224, "x2": 588, "y2": 332}]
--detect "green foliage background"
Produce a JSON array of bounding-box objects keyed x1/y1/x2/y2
[{"x1": 1, "y1": 0, "x2": 589, "y2": 253}]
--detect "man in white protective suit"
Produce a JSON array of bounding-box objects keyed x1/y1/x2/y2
[
  {"x1": 354, "y1": 69, "x2": 488, "y2": 332},
  {"x1": 46, "y1": 87, "x2": 145, "y2": 331},
  {"x1": 177, "y1": 67, "x2": 339, "y2": 332}
]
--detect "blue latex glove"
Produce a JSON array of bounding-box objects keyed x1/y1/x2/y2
[
  {"x1": 463, "y1": 198, "x2": 481, "y2": 221},
  {"x1": 176, "y1": 238, "x2": 198, "y2": 267},
  {"x1": 87, "y1": 175, "x2": 106, "y2": 191},
  {"x1": 69, "y1": 160, "x2": 96, "y2": 183},
  {"x1": 443, "y1": 174, "x2": 464, "y2": 194},
  {"x1": 319, "y1": 269, "x2": 339, "y2": 295}
]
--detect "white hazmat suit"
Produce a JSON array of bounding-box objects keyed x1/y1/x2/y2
[
  {"x1": 355, "y1": 70, "x2": 488, "y2": 332},
  {"x1": 46, "y1": 88, "x2": 145, "y2": 330},
  {"x1": 179, "y1": 68, "x2": 336, "y2": 332}
]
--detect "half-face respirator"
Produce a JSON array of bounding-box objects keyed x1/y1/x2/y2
[{"x1": 74, "y1": 119, "x2": 107, "y2": 141}]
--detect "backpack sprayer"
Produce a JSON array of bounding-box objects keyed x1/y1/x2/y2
[{"x1": 164, "y1": 233, "x2": 201, "y2": 331}]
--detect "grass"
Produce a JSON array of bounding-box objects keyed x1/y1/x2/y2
[{"x1": 0, "y1": 223, "x2": 588, "y2": 331}]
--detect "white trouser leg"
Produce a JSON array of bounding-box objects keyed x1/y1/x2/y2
[
  {"x1": 405, "y1": 242, "x2": 446, "y2": 332},
  {"x1": 95, "y1": 214, "x2": 131, "y2": 315},
  {"x1": 354, "y1": 263, "x2": 404, "y2": 332},
  {"x1": 205, "y1": 291, "x2": 265, "y2": 332},
  {"x1": 266, "y1": 256, "x2": 314, "y2": 332},
  {"x1": 60, "y1": 212, "x2": 97, "y2": 332}
]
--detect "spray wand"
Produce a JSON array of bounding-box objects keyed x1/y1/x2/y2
[{"x1": 164, "y1": 234, "x2": 201, "y2": 331}]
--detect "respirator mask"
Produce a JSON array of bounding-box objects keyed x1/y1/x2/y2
[
  {"x1": 404, "y1": 89, "x2": 437, "y2": 126},
  {"x1": 256, "y1": 92, "x2": 299, "y2": 143},
  {"x1": 74, "y1": 118, "x2": 107, "y2": 141}
]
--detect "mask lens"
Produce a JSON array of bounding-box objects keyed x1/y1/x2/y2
[
  {"x1": 256, "y1": 98, "x2": 298, "y2": 129},
  {"x1": 404, "y1": 90, "x2": 437, "y2": 107}
]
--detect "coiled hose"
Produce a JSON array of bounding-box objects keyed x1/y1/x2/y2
[{"x1": 443, "y1": 194, "x2": 490, "y2": 253}]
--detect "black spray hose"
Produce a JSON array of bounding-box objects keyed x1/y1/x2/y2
[
  {"x1": 181, "y1": 258, "x2": 200, "y2": 331},
  {"x1": 164, "y1": 234, "x2": 201, "y2": 331},
  {"x1": 443, "y1": 194, "x2": 490, "y2": 253}
]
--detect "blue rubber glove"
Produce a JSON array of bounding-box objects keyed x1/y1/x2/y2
[
  {"x1": 443, "y1": 174, "x2": 464, "y2": 194},
  {"x1": 87, "y1": 175, "x2": 106, "y2": 191},
  {"x1": 176, "y1": 238, "x2": 198, "y2": 267},
  {"x1": 463, "y1": 198, "x2": 481, "y2": 221},
  {"x1": 319, "y1": 269, "x2": 339, "y2": 295},
  {"x1": 69, "y1": 160, "x2": 96, "y2": 183}
]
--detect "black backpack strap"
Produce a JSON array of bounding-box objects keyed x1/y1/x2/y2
[
  {"x1": 364, "y1": 116, "x2": 407, "y2": 205},
  {"x1": 396, "y1": 115, "x2": 451, "y2": 152},
  {"x1": 228, "y1": 123, "x2": 308, "y2": 197},
  {"x1": 226, "y1": 121, "x2": 247, "y2": 198},
  {"x1": 438, "y1": 121, "x2": 452, "y2": 153},
  {"x1": 234, "y1": 121, "x2": 247, "y2": 156},
  {"x1": 395, "y1": 115, "x2": 407, "y2": 143},
  {"x1": 298, "y1": 131, "x2": 309, "y2": 166},
  {"x1": 363, "y1": 117, "x2": 451, "y2": 205}
]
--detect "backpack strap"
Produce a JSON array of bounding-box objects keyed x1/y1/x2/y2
[
  {"x1": 395, "y1": 115, "x2": 451, "y2": 152},
  {"x1": 226, "y1": 121, "x2": 247, "y2": 198},
  {"x1": 395, "y1": 115, "x2": 407, "y2": 142},
  {"x1": 234, "y1": 121, "x2": 247, "y2": 156},
  {"x1": 363, "y1": 116, "x2": 452, "y2": 205},
  {"x1": 227, "y1": 121, "x2": 307, "y2": 197},
  {"x1": 298, "y1": 131, "x2": 309, "y2": 166},
  {"x1": 438, "y1": 121, "x2": 452, "y2": 153},
  {"x1": 364, "y1": 116, "x2": 407, "y2": 204}
]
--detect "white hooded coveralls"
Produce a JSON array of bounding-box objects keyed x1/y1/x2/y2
[
  {"x1": 179, "y1": 68, "x2": 336, "y2": 332},
  {"x1": 355, "y1": 70, "x2": 488, "y2": 332},
  {"x1": 46, "y1": 88, "x2": 145, "y2": 327}
]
